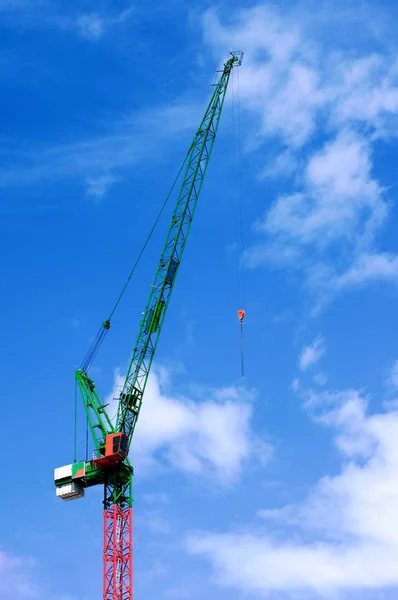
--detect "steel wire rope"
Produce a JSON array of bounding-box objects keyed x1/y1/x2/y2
[
  {"x1": 232, "y1": 66, "x2": 245, "y2": 377},
  {"x1": 79, "y1": 152, "x2": 190, "y2": 373},
  {"x1": 73, "y1": 378, "x2": 78, "y2": 463},
  {"x1": 237, "y1": 67, "x2": 244, "y2": 309}
]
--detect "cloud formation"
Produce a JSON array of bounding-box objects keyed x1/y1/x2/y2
[
  {"x1": 107, "y1": 367, "x2": 271, "y2": 484},
  {"x1": 203, "y1": 3, "x2": 398, "y2": 305},
  {"x1": 186, "y1": 379, "x2": 398, "y2": 598},
  {"x1": 299, "y1": 334, "x2": 325, "y2": 371},
  {"x1": 76, "y1": 13, "x2": 104, "y2": 41},
  {"x1": 0, "y1": 102, "x2": 198, "y2": 198},
  {"x1": 76, "y1": 7, "x2": 134, "y2": 41},
  {"x1": 0, "y1": 2, "x2": 134, "y2": 41}
]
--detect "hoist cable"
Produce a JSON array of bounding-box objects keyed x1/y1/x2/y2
[
  {"x1": 240, "y1": 322, "x2": 245, "y2": 378},
  {"x1": 232, "y1": 70, "x2": 244, "y2": 307},
  {"x1": 232, "y1": 70, "x2": 239, "y2": 303},
  {"x1": 237, "y1": 67, "x2": 244, "y2": 308},
  {"x1": 232, "y1": 68, "x2": 245, "y2": 378},
  {"x1": 85, "y1": 412, "x2": 89, "y2": 463},
  {"x1": 73, "y1": 377, "x2": 78, "y2": 463},
  {"x1": 79, "y1": 152, "x2": 190, "y2": 373}
]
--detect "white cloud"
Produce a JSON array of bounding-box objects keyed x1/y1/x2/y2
[
  {"x1": 202, "y1": 6, "x2": 319, "y2": 147},
  {"x1": 313, "y1": 372, "x2": 327, "y2": 386},
  {"x1": 76, "y1": 14, "x2": 103, "y2": 41},
  {"x1": 185, "y1": 384, "x2": 398, "y2": 597},
  {"x1": 303, "y1": 388, "x2": 376, "y2": 459},
  {"x1": 76, "y1": 7, "x2": 134, "y2": 41},
  {"x1": 0, "y1": 2, "x2": 134, "y2": 41},
  {"x1": 253, "y1": 131, "x2": 385, "y2": 254},
  {"x1": 306, "y1": 132, "x2": 380, "y2": 205},
  {"x1": 0, "y1": 102, "x2": 199, "y2": 198},
  {"x1": 203, "y1": 4, "x2": 398, "y2": 302},
  {"x1": 85, "y1": 173, "x2": 118, "y2": 200},
  {"x1": 329, "y1": 54, "x2": 398, "y2": 129},
  {"x1": 244, "y1": 129, "x2": 392, "y2": 304},
  {"x1": 336, "y1": 253, "x2": 398, "y2": 288},
  {"x1": 107, "y1": 367, "x2": 270, "y2": 484},
  {"x1": 204, "y1": 5, "x2": 398, "y2": 144},
  {"x1": 260, "y1": 149, "x2": 297, "y2": 179},
  {"x1": 299, "y1": 335, "x2": 325, "y2": 371}
]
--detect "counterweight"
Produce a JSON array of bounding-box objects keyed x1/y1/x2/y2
[{"x1": 54, "y1": 51, "x2": 243, "y2": 600}]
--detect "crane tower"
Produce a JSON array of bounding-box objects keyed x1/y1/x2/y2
[{"x1": 54, "y1": 50, "x2": 243, "y2": 600}]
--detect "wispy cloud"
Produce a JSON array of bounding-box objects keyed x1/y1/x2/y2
[
  {"x1": 248, "y1": 131, "x2": 386, "y2": 269},
  {"x1": 76, "y1": 6, "x2": 134, "y2": 41},
  {"x1": 0, "y1": 102, "x2": 200, "y2": 198},
  {"x1": 105, "y1": 366, "x2": 271, "y2": 485},
  {"x1": 185, "y1": 350, "x2": 398, "y2": 598},
  {"x1": 299, "y1": 334, "x2": 325, "y2": 371},
  {"x1": 84, "y1": 173, "x2": 119, "y2": 201},
  {"x1": 202, "y1": 3, "x2": 398, "y2": 307},
  {"x1": 313, "y1": 372, "x2": 327, "y2": 386},
  {"x1": 336, "y1": 252, "x2": 398, "y2": 288},
  {"x1": 76, "y1": 13, "x2": 104, "y2": 41},
  {"x1": 0, "y1": 2, "x2": 134, "y2": 41}
]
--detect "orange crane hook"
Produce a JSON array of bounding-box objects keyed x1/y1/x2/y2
[{"x1": 237, "y1": 309, "x2": 245, "y2": 378}]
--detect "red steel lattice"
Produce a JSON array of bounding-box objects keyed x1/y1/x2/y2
[{"x1": 103, "y1": 505, "x2": 132, "y2": 599}]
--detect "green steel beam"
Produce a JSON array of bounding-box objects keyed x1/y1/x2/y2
[
  {"x1": 116, "y1": 52, "x2": 243, "y2": 446},
  {"x1": 68, "y1": 51, "x2": 242, "y2": 471},
  {"x1": 76, "y1": 369, "x2": 115, "y2": 455}
]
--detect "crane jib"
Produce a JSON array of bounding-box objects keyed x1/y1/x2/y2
[
  {"x1": 115, "y1": 52, "x2": 244, "y2": 442},
  {"x1": 63, "y1": 51, "x2": 244, "y2": 460},
  {"x1": 54, "y1": 50, "x2": 243, "y2": 600}
]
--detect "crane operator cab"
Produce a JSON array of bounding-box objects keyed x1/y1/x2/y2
[{"x1": 94, "y1": 433, "x2": 129, "y2": 468}]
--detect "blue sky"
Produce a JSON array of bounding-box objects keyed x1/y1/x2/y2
[{"x1": 2, "y1": 0, "x2": 398, "y2": 599}]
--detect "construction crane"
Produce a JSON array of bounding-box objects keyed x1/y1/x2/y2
[{"x1": 54, "y1": 50, "x2": 243, "y2": 600}]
